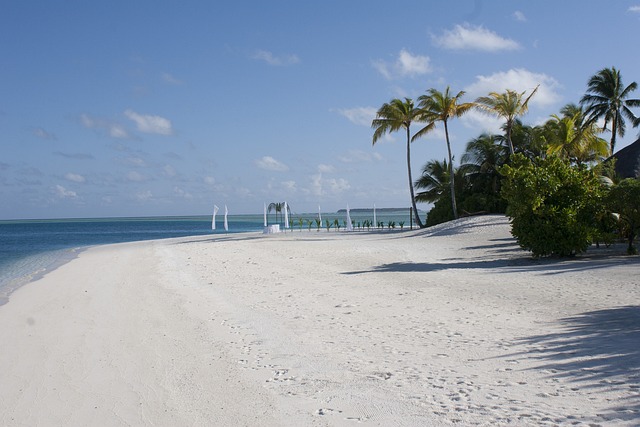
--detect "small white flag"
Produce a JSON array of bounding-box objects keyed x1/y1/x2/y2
[
  {"x1": 284, "y1": 201, "x2": 289, "y2": 229},
  {"x1": 373, "y1": 203, "x2": 377, "y2": 227},
  {"x1": 212, "y1": 205, "x2": 219, "y2": 230},
  {"x1": 263, "y1": 202, "x2": 267, "y2": 227},
  {"x1": 224, "y1": 205, "x2": 228, "y2": 232},
  {"x1": 346, "y1": 204, "x2": 353, "y2": 231}
]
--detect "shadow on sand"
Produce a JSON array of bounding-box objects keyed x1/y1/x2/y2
[{"x1": 510, "y1": 306, "x2": 640, "y2": 422}]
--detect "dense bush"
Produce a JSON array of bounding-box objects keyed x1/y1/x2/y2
[
  {"x1": 607, "y1": 178, "x2": 640, "y2": 254},
  {"x1": 500, "y1": 154, "x2": 607, "y2": 257}
]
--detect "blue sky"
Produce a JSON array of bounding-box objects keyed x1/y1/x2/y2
[{"x1": 2, "y1": 1, "x2": 640, "y2": 219}]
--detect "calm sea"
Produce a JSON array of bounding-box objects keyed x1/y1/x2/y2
[{"x1": 0, "y1": 210, "x2": 417, "y2": 304}]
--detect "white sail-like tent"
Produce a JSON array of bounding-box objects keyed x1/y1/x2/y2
[{"x1": 212, "y1": 205, "x2": 219, "y2": 230}]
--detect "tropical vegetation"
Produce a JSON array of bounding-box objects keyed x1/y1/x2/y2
[{"x1": 372, "y1": 66, "x2": 640, "y2": 256}]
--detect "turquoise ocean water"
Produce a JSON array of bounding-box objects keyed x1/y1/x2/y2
[{"x1": 0, "y1": 209, "x2": 417, "y2": 305}]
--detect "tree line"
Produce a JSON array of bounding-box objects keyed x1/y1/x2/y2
[{"x1": 372, "y1": 67, "x2": 640, "y2": 256}]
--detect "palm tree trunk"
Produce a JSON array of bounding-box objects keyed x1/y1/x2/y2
[
  {"x1": 610, "y1": 112, "x2": 618, "y2": 155},
  {"x1": 506, "y1": 121, "x2": 515, "y2": 155},
  {"x1": 444, "y1": 120, "x2": 458, "y2": 220},
  {"x1": 406, "y1": 126, "x2": 425, "y2": 228}
]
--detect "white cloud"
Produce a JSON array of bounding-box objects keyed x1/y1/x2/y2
[
  {"x1": 372, "y1": 49, "x2": 431, "y2": 80},
  {"x1": 282, "y1": 180, "x2": 296, "y2": 191},
  {"x1": 33, "y1": 127, "x2": 56, "y2": 140},
  {"x1": 64, "y1": 172, "x2": 85, "y2": 183},
  {"x1": 317, "y1": 164, "x2": 335, "y2": 173},
  {"x1": 80, "y1": 113, "x2": 131, "y2": 139},
  {"x1": 252, "y1": 50, "x2": 300, "y2": 66},
  {"x1": 162, "y1": 72, "x2": 183, "y2": 85},
  {"x1": 328, "y1": 178, "x2": 350, "y2": 193},
  {"x1": 460, "y1": 109, "x2": 505, "y2": 135},
  {"x1": 464, "y1": 68, "x2": 561, "y2": 107},
  {"x1": 126, "y1": 171, "x2": 146, "y2": 182},
  {"x1": 135, "y1": 190, "x2": 152, "y2": 201},
  {"x1": 204, "y1": 176, "x2": 216, "y2": 185},
  {"x1": 163, "y1": 164, "x2": 177, "y2": 177},
  {"x1": 338, "y1": 149, "x2": 383, "y2": 163},
  {"x1": 173, "y1": 186, "x2": 192, "y2": 199},
  {"x1": 124, "y1": 109, "x2": 173, "y2": 135},
  {"x1": 255, "y1": 156, "x2": 289, "y2": 172},
  {"x1": 629, "y1": 5, "x2": 640, "y2": 12},
  {"x1": 307, "y1": 174, "x2": 350, "y2": 197},
  {"x1": 513, "y1": 11, "x2": 527, "y2": 22},
  {"x1": 54, "y1": 184, "x2": 77, "y2": 199},
  {"x1": 432, "y1": 24, "x2": 520, "y2": 52},
  {"x1": 336, "y1": 107, "x2": 377, "y2": 126}
]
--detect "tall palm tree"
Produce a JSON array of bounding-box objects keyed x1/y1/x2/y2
[
  {"x1": 475, "y1": 85, "x2": 539, "y2": 156},
  {"x1": 267, "y1": 202, "x2": 290, "y2": 225},
  {"x1": 580, "y1": 67, "x2": 640, "y2": 154},
  {"x1": 372, "y1": 98, "x2": 425, "y2": 228},
  {"x1": 415, "y1": 87, "x2": 474, "y2": 219}
]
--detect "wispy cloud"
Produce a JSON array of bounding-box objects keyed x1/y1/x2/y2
[
  {"x1": 33, "y1": 127, "x2": 56, "y2": 140},
  {"x1": 64, "y1": 172, "x2": 86, "y2": 183},
  {"x1": 255, "y1": 156, "x2": 289, "y2": 172},
  {"x1": 251, "y1": 49, "x2": 300, "y2": 66},
  {"x1": 336, "y1": 107, "x2": 377, "y2": 126},
  {"x1": 372, "y1": 49, "x2": 431, "y2": 80},
  {"x1": 464, "y1": 68, "x2": 561, "y2": 107},
  {"x1": 126, "y1": 171, "x2": 147, "y2": 182},
  {"x1": 161, "y1": 72, "x2": 183, "y2": 85},
  {"x1": 513, "y1": 11, "x2": 527, "y2": 22},
  {"x1": 80, "y1": 113, "x2": 131, "y2": 139},
  {"x1": 629, "y1": 5, "x2": 640, "y2": 13},
  {"x1": 124, "y1": 110, "x2": 173, "y2": 135},
  {"x1": 432, "y1": 24, "x2": 520, "y2": 52},
  {"x1": 54, "y1": 184, "x2": 77, "y2": 199},
  {"x1": 338, "y1": 149, "x2": 383, "y2": 163}
]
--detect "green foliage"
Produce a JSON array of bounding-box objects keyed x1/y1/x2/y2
[
  {"x1": 500, "y1": 154, "x2": 607, "y2": 257},
  {"x1": 607, "y1": 178, "x2": 640, "y2": 254},
  {"x1": 325, "y1": 219, "x2": 332, "y2": 232},
  {"x1": 399, "y1": 221, "x2": 405, "y2": 229},
  {"x1": 334, "y1": 218, "x2": 341, "y2": 231},
  {"x1": 315, "y1": 218, "x2": 321, "y2": 231}
]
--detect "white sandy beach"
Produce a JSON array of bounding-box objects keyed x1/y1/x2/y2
[{"x1": 0, "y1": 215, "x2": 639, "y2": 426}]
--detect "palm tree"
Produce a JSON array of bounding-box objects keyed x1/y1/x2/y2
[
  {"x1": 544, "y1": 105, "x2": 609, "y2": 166},
  {"x1": 461, "y1": 133, "x2": 508, "y2": 194},
  {"x1": 580, "y1": 67, "x2": 640, "y2": 154},
  {"x1": 414, "y1": 159, "x2": 451, "y2": 204},
  {"x1": 415, "y1": 87, "x2": 474, "y2": 219},
  {"x1": 372, "y1": 98, "x2": 425, "y2": 228},
  {"x1": 475, "y1": 85, "x2": 539, "y2": 156}
]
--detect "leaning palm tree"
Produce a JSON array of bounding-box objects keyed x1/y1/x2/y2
[
  {"x1": 372, "y1": 98, "x2": 425, "y2": 228},
  {"x1": 267, "y1": 202, "x2": 283, "y2": 225},
  {"x1": 415, "y1": 87, "x2": 474, "y2": 219},
  {"x1": 475, "y1": 85, "x2": 539, "y2": 156},
  {"x1": 580, "y1": 67, "x2": 640, "y2": 155}
]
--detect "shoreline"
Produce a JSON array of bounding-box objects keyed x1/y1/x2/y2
[{"x1": 1, "y1": 215, "x2": 638, "y2": 425}]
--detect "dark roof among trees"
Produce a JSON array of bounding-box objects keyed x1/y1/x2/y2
[{"x1": 608, "y1": 138, "x2": 640, "y2": 179}]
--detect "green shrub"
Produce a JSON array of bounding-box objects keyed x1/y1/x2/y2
[
  {"x1": 500, "y1": 154, "x2": 607, "y2": 257},
  {"x1": 607, "y1": 178, "x2": 640, "y2": 255}
]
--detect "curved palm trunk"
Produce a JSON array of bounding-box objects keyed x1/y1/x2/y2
[
  {"x1": 444, "y1": 120, "x2": 458, "y2": 220},
  {"x1": 406, "y1": 127, "x2": 424, "y2": 228}
]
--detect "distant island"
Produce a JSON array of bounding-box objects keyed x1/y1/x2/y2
[{"x1": 335, "y1": 208, "x2": 425, "y2": 214}]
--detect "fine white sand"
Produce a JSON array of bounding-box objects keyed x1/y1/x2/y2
[{"x1": 0, "y1": 215, "x2": 639, "y2": 426}]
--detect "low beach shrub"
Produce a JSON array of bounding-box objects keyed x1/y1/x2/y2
[{"x1": 500, "y1": 154, "x2": 607, "y2": 257}]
